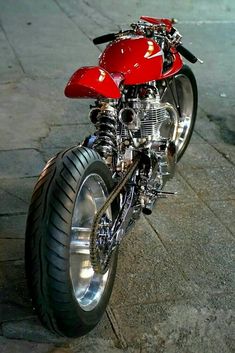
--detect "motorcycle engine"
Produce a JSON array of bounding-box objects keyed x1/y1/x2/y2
[
  {"x1": 89, "y1": 84, "x2": 178, "y2": 216},
  {"x1": 118, "y1": 85, "x2": 177, "y2": 144},
  {"x1": 116, "y1": 84, "x2": 178, "y2": 213},
  {"x1": 117, "y1": 84, "x2": 177, "y2": 184}
]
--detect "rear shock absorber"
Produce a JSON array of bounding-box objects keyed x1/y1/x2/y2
[{"x1": 92, "y1": 103, "x2": 117, "y2": 160}]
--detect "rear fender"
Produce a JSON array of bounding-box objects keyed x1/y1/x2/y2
[{"x1": 64, "y1": 66, "x2": 122, "y2": 99}]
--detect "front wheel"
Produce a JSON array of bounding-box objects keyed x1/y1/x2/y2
[
  {"x1": 162, "y1": 64, "x2": 198, "y2": 161},
  {"x1": 25, "y1": 146, "x2": 118, "y2": 337}
]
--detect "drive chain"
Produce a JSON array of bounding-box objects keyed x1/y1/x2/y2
[{"x1": 90, "y1": 157, "x2": 140, "y2": 274}]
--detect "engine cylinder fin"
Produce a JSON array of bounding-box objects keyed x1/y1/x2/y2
[{"x1": 117, "y1": 96, "x2": 171, "y2": 141}]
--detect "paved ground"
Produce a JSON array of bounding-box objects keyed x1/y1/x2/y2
[{"x1": 0, "y1": 1, "x2": 234, "y2": 352}]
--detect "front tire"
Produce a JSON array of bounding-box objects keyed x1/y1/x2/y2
[
  {"x1": 162, "y1": 64, "x2": 198, "y2": 161},
  {"x1": 25, "y1": 146, "x2": 118, "y2": 337}
]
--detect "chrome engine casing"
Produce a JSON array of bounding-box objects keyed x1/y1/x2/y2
[
  {"x1": 89, "y1": 87, "x2": 178, "y2": 175},
  {"x1": 88, "y1": 87, "x2": 178, "y2": 219},
  {"x1": 116, "y1": 86, "x2": 178, "y2": 213},
  {"x1": 117, "y1": 87, "x2": 178, "y2": 144}
]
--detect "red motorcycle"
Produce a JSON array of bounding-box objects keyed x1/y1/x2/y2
[{"x1": 25, "y1": 17, "x2": 201, "y2": 337}]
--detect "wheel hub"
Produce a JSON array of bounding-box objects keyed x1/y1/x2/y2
[{"x1": 69, "y1": 173, "x2": 111, "y2": 311}]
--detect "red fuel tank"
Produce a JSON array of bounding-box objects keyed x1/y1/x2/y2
[{"x1": 99, "y1": 37, "x2": 164, "y2": 85}]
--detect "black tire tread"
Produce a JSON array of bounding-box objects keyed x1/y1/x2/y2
[
  {"x1": 25, "y1": 146, "x2": 117, "y2": 337},
  {"x1": 176, "y1": 64, "x2": 198, "y2": 161}
]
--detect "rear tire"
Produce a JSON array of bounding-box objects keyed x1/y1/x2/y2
[{"x1": 25, "y1": 146, "x2": 118, "y2": 337}]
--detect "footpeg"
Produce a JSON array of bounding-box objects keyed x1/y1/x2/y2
[
  {"x1": 156, "y1": 191, "x2": 177, "y2": 198},
  {"x1": 142, "y1": 191, "x2": 177, "y2": 215}
]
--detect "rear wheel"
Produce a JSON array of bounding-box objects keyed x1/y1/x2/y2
[
  {"x1": 25, "y1": 146, "x2": 118, "y2": 337},
  {"x1": 162, "y1": 65, "x2": 198, "y2": 161}
]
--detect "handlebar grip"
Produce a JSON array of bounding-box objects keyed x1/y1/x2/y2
[
  {"x1": 177, "y1": 44, "x2": 198, "y2": 64},
  {"x1": 93, "y1": 33, "x2": 116, "y2": 45}
]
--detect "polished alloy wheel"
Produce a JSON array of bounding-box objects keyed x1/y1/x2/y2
[
  {"x1": 70, "y1": 173, "x2": 111, "y2": 311},
  {"x1": 173, "y1": 73, "x2": 194, "y2": 156},
  {"x1": 161, "y1": 65, "x2": 197, "y2": 161}
]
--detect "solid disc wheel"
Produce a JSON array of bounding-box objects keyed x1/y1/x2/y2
[
  {"x1": 25, "y1": 146, "x2": 118, "y2": 337},
  {"x1": 162, "y1": 65, "x2": 198, "y2": 161},
  {"x1": 70, "y1": 173, "x2": 112, "y2": 311}
]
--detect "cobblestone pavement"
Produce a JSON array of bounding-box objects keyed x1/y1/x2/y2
[{"x1": 0, "y1": 1, "x2": 234, "y2": 352}]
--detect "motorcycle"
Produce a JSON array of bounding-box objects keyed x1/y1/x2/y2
[{"x1": 25, "y1": 16, "x2": 202, "y2": 337}]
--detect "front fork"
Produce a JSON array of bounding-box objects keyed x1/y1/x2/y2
[{"x1": 165, "y1": 76, "x2": 182, "y2": 118}]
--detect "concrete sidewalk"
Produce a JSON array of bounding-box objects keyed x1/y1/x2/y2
[{"x1": 0, "y1": 1, "x2": 234, "y2": 352}]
